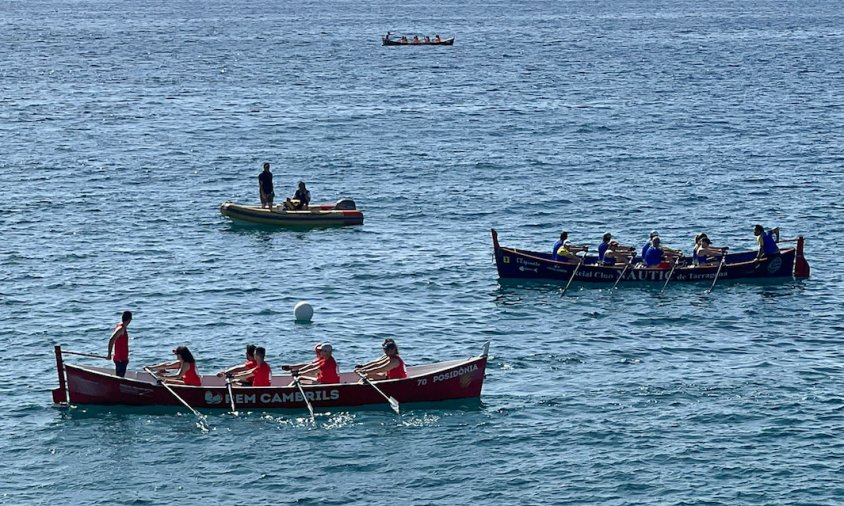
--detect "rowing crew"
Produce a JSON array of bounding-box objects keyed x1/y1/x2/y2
[
  {"x1": 551, "y1": 224, "x2": 781, "y2": 268},
  {"x1": 106, "y1": 318, "x2": 408, "y2": 386},
  {"x1": 385, "y1": 32, "x2": 444, "y2": 44}
]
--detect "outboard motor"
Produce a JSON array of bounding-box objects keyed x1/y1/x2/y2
[{"x1": 334, "y1": 199, "x2": 356, "y2": 210}]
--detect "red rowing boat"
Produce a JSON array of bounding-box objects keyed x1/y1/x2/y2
[{"x1": 51, "y1": 344, "x2": 489, "y2": 410}]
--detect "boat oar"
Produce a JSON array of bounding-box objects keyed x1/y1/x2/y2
[
  {"x1": 356, "y1": 371, "x2": 400, "y2": 415},
  {"x1": 706, "y1": 255, "x2": 728, "y2": 294},
  {"x1": 560, "y1": 259, "x2": 584, "y2": 296},
  {"x1": 611, "y1": 257, "x2": 635, "y2": 291},
  {"x1": 144, "y1": 367, "x2": 208, "y2": 431},
  {"x1": 291, "y1": 372, "x2": 315, "y2": 423},
  {"x1": 64, "y1": 350, "x2": 110, "y2": 360},
  {"x1": 225, "y1": 375, "x2": 238, "y2": 415},
  {"x1": 659, "y1": 257, "x2": 681, "y2": 294}
]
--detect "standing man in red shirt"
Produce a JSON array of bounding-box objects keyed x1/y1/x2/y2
[{"x1": 107, "y1": 311, "x2": 132, "y2": 377}]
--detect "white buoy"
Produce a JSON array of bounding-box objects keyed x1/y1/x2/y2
[{"x1": 294, "y1": 301, "x2": 314, "y2": 323}]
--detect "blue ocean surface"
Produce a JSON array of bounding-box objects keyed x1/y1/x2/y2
[{"x1": 2, "y1": 0, "x2": 843, "y2": 503}]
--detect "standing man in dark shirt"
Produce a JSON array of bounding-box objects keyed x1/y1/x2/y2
[{"x1": 258, "y1": 162, "x2": 274, "y2": 209}]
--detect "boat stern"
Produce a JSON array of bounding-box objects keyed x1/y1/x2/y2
[
  {"x1": 794, "y1": 236, "x2": 810, "y2": 278},
  {"x1": 52, "y1": 345, "x2": 68, "y2": 405}
]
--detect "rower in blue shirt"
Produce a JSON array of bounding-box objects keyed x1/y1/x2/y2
[
  {"x1": 551, "y1": 231, "x2": 569, "y2": 261},
  {"x1": 597, "y1": 232, "x2": 612, "y2": 262},
  {"x1": 754, "y1": 224, "x2": 780, "y2": 258},
  {"x1": 642, "y1": 237, "x2": 684, "y2": 267},
  {"x1": 642, "y1": 230, "x2": 659, "y2": 257},
  {"x1": 643, "y1": 237, "x2": 665, "y2": 267}
]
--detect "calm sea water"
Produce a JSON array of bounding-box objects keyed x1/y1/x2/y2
[{"x1": 2, "y1": 0, "x2": 843, "y2": 503}]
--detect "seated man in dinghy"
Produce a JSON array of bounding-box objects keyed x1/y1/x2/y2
[
  {"x1": 355, "y1": 339, "x2": 407, "y2": 381},
  {"x1": 283, "y1": 181, "x2": 311, "y2": 210}
]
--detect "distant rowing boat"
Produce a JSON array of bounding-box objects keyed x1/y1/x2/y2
[
  {"x1": 51, "y1": 343, "x2": 488, "y2": 410},
  {"x1": 491, "y1": 229, "x2": 810, "y2": 285},
  {"x1": 382, "y1": 36, "x2": 454, "y2": 46}
]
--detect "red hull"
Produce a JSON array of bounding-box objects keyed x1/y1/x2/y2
[{"x1": 52, "y1": 345, "x2": 488, "y2": 410}]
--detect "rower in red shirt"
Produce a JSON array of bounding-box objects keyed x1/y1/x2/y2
[
  {"x1": 285, "y1": 343, "x2": 340, "y2": 385},
  {"x1": 217, "y1": 344, "x2": 258, "y2": 385},
  {"x1": 106, "y1": 311, "x2": 132, "y2": 377},
  {"x1": 232, "y1": 346, "x2": 272, "y2": 387},
  {"x1": 149, "y1": 346, "x2": 202, "y2": 386},
  {"x1": 355, "y1": 339, "x2": 408, "y2": 380}
]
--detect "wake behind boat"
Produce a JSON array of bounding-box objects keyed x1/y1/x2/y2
[
  {"x1": 51, "y1": 344, "x2": 488, "y2": 410},
  {"x1": 492, "y1": 229, "x2": 810, "y2": 285},
  {"x1": 220, "y1": 199, "x2": 364, "y2": 228}
]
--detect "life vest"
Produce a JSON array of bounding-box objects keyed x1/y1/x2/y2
[{"x1": 386, "y1": 356, "x2": 407, "y2": 380}]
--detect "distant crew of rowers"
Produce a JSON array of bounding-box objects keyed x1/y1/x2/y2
[
  {"x1": 129, "y1": 338, "x2": 410, "y2": 386},
  {"x1": 386, "y1": 33, "x2": 444, "y2": 44},
  {"x1": 549, "y1": 224, "x2": 782, "y2": 268}
]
